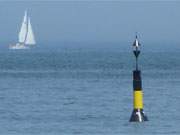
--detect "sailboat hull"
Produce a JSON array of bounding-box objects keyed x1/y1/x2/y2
[{"x1": 9, "y1": 43, "x2": 30, "y2": 50}]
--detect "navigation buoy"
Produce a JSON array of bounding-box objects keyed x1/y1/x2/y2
[{"x1": 129, "y1": 34, "x2": 148, "y2": 122}]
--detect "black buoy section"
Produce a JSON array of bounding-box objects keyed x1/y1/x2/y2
[{"x1": 129, "y1": 34, "x2": 148, "y2": 122}]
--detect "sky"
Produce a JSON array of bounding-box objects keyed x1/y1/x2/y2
[{"x1": 0, "y1": 1, "x2": 180, "y2": 45}]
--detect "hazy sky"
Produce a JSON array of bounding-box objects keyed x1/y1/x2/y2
[{"x1": 0, "y1": 1, "x2": 180, "y2": 44}]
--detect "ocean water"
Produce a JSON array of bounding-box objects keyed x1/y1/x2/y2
[{"x1": 0, "y1": 45, "x2": 180, "y2": 135}]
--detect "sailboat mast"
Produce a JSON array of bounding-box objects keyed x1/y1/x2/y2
[{"x1": 23, "y1": 11, "x2": 29, "y2": 44}]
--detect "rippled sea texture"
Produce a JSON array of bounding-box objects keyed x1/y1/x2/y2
[{"x1": 0, "y1": 46, "x2": 180, "y2": 134}]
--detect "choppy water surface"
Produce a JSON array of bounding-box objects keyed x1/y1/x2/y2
[{"x1": 0, "y1": 45, "x2": 180, "y2": 134}]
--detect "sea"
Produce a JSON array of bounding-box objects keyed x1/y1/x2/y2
[{"x1": 0, "y1": 43, "x2": 180, "y2": 135}]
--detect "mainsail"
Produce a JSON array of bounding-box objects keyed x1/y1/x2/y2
[
  {"x1": 25, "y1": 17, "x2": 36, "y2": 45},
  {"x1": 18, "y1": 11, "x2": 36, "y2": 45},
  {"x1": 18, "y1": 11, "x2": 28, "y2": 43}
]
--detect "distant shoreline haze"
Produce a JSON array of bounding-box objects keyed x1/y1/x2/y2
[{"x1": 0, "y1": 41, "x2": 180, "y2": 53}]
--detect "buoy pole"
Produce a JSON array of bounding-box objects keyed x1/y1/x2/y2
[{"x1": 129, "y1": 35, "x2": 148, "y2": 122}]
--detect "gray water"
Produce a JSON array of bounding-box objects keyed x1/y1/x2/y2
[{"x1": 0, "y1": 45, "x2": 180, "y2": 134}]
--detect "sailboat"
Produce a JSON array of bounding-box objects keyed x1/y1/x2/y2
[{"x1": 9, "y1": 11, "x2": 36, "y2": 49}]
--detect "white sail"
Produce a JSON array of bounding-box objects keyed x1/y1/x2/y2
[
  {"x1": 9, "y1": 10, "x2": 36, "y2": 50},
  {"x1": 25, "y1": 17, "x2": 36, "y2": 45},
  {"x1": 18, "y1": 11, "x2": 28, "y2": 43}
]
